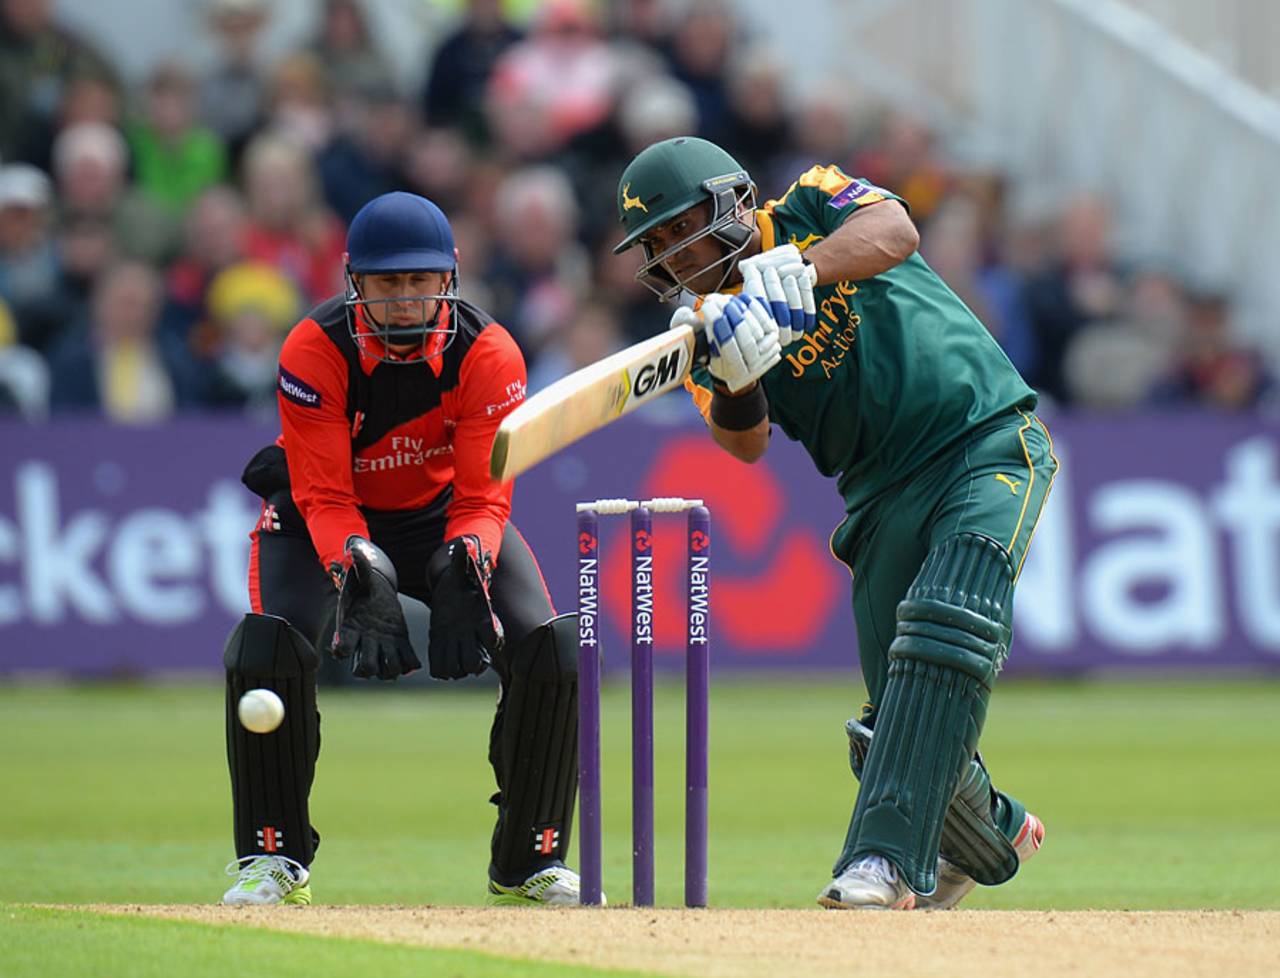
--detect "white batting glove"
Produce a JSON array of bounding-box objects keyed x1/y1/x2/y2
[
  {"x1": 699, "y1": 292, "x2": 782, "y2": 392},
  {"x1": 739, "y1": 244, "x2": 817, "y2": 343}
]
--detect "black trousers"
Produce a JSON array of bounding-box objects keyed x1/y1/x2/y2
[
  {"x1": 245, "y1": 487, "x2": 559, "y2": 873},
  {"x1": 249, "y1": 487, "x2": 555, "y2": 654}
]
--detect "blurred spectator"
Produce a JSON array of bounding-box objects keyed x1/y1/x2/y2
[
  {"x1": 775, "y1": 86, "x2": 856, "y2": 183},
  {"x1": 564, "y1": 74, "x2": 697, "y2": 246},
  {"x1": 262, "y1": 53, "x2": 334, "y2": 153},
  {"x1": 592, "y1": 231, "x2": 655, "y2": 346},
  {"x1": 607, "y1": 0, "x2": 675, "y2": 62},
  {"x1": 199, "y1": 0, "x2": 271, "y2": 165},
  {"x1": 0, "y1": 0, "x2": 118, "y2": 162},
  {"x1": 53, "y1": 121, "x2": 181, "y2": 265},
  {"x1": 195, "y1": 261, "x2": 300, "y2": 413},
  {"x1": 448, "y1": 211, "x2": 496, "y2": 312},
  {"x1": 483, "y1": 164, "x2": 589, "y2": 360},
  {"x1": 128, "y1": 62, "x2": 229, "y2": 215},
  {"x1": 239, "y1": 134, "x2": 346, "y2": 304},
  {"x1": 486, "y1": 0, "x2": 618, "y2": 161},
  {"x1": 667, "y1": 0, "x2": 736, "y2": 136},
  {"x1": 308, "y1": 0, "x2": 386, "y2": 101},
  {"x1": 526, "y1": 298, "x2": 624, "y2": 392},
  {"x1": 48, "y1": 260, "x2": 176, "y2": 422},
  {"x1": 1148, "y1": 291, "x2": 1274, "y2": 412},
  {"x1": 11, "y1": 67, "x2": 123, "y2": 174},
  {"x1": 1062, "y1": 268, "x2": 1185, "y2": 410},
  {"x1": 404, "y1": 126, "x2": 476, "y2": 214},
  {"x1": 616, "y1": 76, "x2": 699, "y2": 157},
  {"x1": 52, "y1": 216, "x2": 116, "y2": 351},
  {"x1": 161, "y1": 184, "x2": 248, "y2": 360},
  {"x1": 921, "y1": 192, "x2": 1036, "y2": 376},
  {"x1": 317, "y1": 76, "x2": 414, "y2": 223},
  {"x1": 713, "y1": 48, "x2": 793, "y2": 189},
  {"x1": 0, "y1": 163, "x2": 64, "y2": 350},
  {"x1": 1022, "y1": 195, "x2": 1126, "y2": 404},
  {"x1": 421, "y1": 0, "x2": 522, "y2": 139},
  {"x1": 852, "y1": 111, "x2": 954, "y2": 226},
  {"x1": 0, "y1": 294, "x2": 50, "y2": 418}
]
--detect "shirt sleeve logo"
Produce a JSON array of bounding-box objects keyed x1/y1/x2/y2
[
  {"x1": 278, "y1": 365, "x2": 322, "y2": 408},
  {"x1": 827, "y1": 179, "x2": 886, "y2": 210}
]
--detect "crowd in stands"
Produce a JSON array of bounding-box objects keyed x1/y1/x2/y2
[{"x1": 0, "y1": 0, "x2": 1273, "y2": 422}]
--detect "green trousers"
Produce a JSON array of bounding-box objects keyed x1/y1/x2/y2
[
  {"x1": 831, "y1": 407, "x2": 1057, "y2": 855},
  {"x1": 832, "y1": 407, "x2": 1057, "y2": 706}
]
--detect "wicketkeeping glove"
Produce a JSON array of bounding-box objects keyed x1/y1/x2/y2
[
  {"x1": 426, "y1": 535, "x2": 504, "y2": 680},
  {"x1": 330, "y1": 536, "x2": 422, "y2": 681},
  {"x1": 738, "y1": 243, "x2": 817, "y2": 345},
  {"x1": 697, "y1": 292, "x2": 782, "y2": 392}
]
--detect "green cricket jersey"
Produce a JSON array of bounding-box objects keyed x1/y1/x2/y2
[{"x1": 688, "y1": 164, "x2": 1037, "y2": 511}]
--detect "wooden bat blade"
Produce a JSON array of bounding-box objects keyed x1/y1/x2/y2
[{"x1": 490, "y1": 324, "x2": 706, "y2": 481}]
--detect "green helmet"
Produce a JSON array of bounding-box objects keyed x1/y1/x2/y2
[{"x1": 613, "y1": 136, "x2": 756, "y2": 300}]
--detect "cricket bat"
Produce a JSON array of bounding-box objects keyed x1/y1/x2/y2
[{"x1": 490, "y1": 319, "x2": 708, "y2": 481}]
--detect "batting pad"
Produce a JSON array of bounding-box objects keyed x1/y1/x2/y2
[
  {"x1": 488, "y1": 614, "x2": 579, "y2": 883},
  {"x1": 224, "y1": 613, "x2": 321, "y2": 866},
  {"x1": 837, "y1": 534, "x2": 1014, "y2": 895}
]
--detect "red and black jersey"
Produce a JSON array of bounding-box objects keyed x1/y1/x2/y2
[{"x1": 274, "y1": 295, "x2": 527, "y2": 571}]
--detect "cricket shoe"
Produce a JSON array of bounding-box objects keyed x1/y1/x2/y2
[
  {"x1": 487, "y1": 865, "x2": 603, "y2": 907},
  {"x1": 222, "y1": 854, "x2": 312, "y2": 906},
  {"x1": 818, "y1": 854, "x2": 916, "y2": 910},
  {"x1": 915, "y1": 811, "x2": 1046, "y2": 910}
]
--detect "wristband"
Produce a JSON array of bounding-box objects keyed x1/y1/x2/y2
[{"x1": 710, "y1": 382, "x2": 769, "y2": 431}]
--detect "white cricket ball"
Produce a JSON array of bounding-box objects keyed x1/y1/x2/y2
[{"x1": 238, "y1": 688, "x2": 285, "y2": 734}]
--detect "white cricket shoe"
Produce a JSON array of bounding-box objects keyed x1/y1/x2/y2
[
  {"x1": 487, "y1": 865, "x2": 604, "y2": 907},
  {"x1": 222, "y1": 854, "x2": 312, "y2": 906},
  {"x1": 915, "y1": 811, "x2": 1046, "y2": 910},
  {"x1": 818, "y1": 853, "x2": 916, "y2": 910}
]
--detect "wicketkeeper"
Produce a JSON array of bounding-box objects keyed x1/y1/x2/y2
[
  {"x1": 614, "y1": 137, "x2": 1055, "y2": 909},
  {"x1": 220, "y1": 192, "x2": 584, "y2": 906}
]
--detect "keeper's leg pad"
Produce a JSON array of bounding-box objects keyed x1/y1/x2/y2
[
  {"x1": 846, "y1": 720, "x2": 1019, "y2": 886},
  {"x1": 489, "y1": 614, "x2": 579, "y2": 881},
  {"x1": 837, "y1": 533, "x2": 1015, "y2": 894},
  {"x1": 225, "y1": 613, "x2": 321, "y2": 866}
]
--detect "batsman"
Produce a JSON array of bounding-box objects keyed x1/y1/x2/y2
[
  {"x1": 220, "y1": 192, "x2": 583, "y2": 907},
  {"x1": 614, "y1": 137, "x2": 1057, "y2": 909}
]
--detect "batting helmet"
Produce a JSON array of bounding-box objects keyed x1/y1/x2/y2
[
  {"x1": 344, "y1": 191, "x2": 463, "y2": 362},
  {"x1": 613, "y1": 137, "x2": 756, "y2": 300}
]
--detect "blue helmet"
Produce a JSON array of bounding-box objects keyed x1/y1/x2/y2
[{"x1": 343, "y1": 192, "x2": 467, "y2": 362}]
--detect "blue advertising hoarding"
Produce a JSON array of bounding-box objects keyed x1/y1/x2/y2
[{"x1": 1, "y1": 411, "x2": 1277, "y2": 675}]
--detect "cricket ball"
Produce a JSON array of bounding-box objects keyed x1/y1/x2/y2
[{"x1": 238, "y1": 688, "x2": 285, "y2": 734}]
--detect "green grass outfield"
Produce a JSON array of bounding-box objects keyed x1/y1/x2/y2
[{"x1": 2, "y1": 677, "x2": 1278, "y2": 975}]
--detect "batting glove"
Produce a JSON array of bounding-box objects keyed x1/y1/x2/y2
[
  {"x1": 738, "y1": 244, "x2": 817, "y2": 344},
  {"x1": 699, "y1": 292, "x2": 782, "y2": 393}
]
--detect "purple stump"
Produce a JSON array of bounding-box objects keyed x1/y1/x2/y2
[
  {"x1": 577, "y1": 509, "x2": 603, "y2": 906},
  {"x1": 685, "y1": 506, "x2": 711, "y2": 907},
  {"x1": 631, "y1": 506, "x2": 655, "y2": 906}
]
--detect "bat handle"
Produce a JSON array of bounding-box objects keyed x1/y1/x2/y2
[{"x1": 693, "y1": 329, "x2": 709, "y2": 364}]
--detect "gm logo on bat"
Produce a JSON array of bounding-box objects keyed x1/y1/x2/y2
[{"x1": 631, "y1": 347, "x2": 685, "y2": 400}]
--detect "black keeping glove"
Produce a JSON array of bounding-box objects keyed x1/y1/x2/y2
[
  {"x1": 329, "y1": 536, "x2": 422, "y2": 681},
  {"x1": 425, "y1": 535, "x2": 503, "y2": 680}
]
